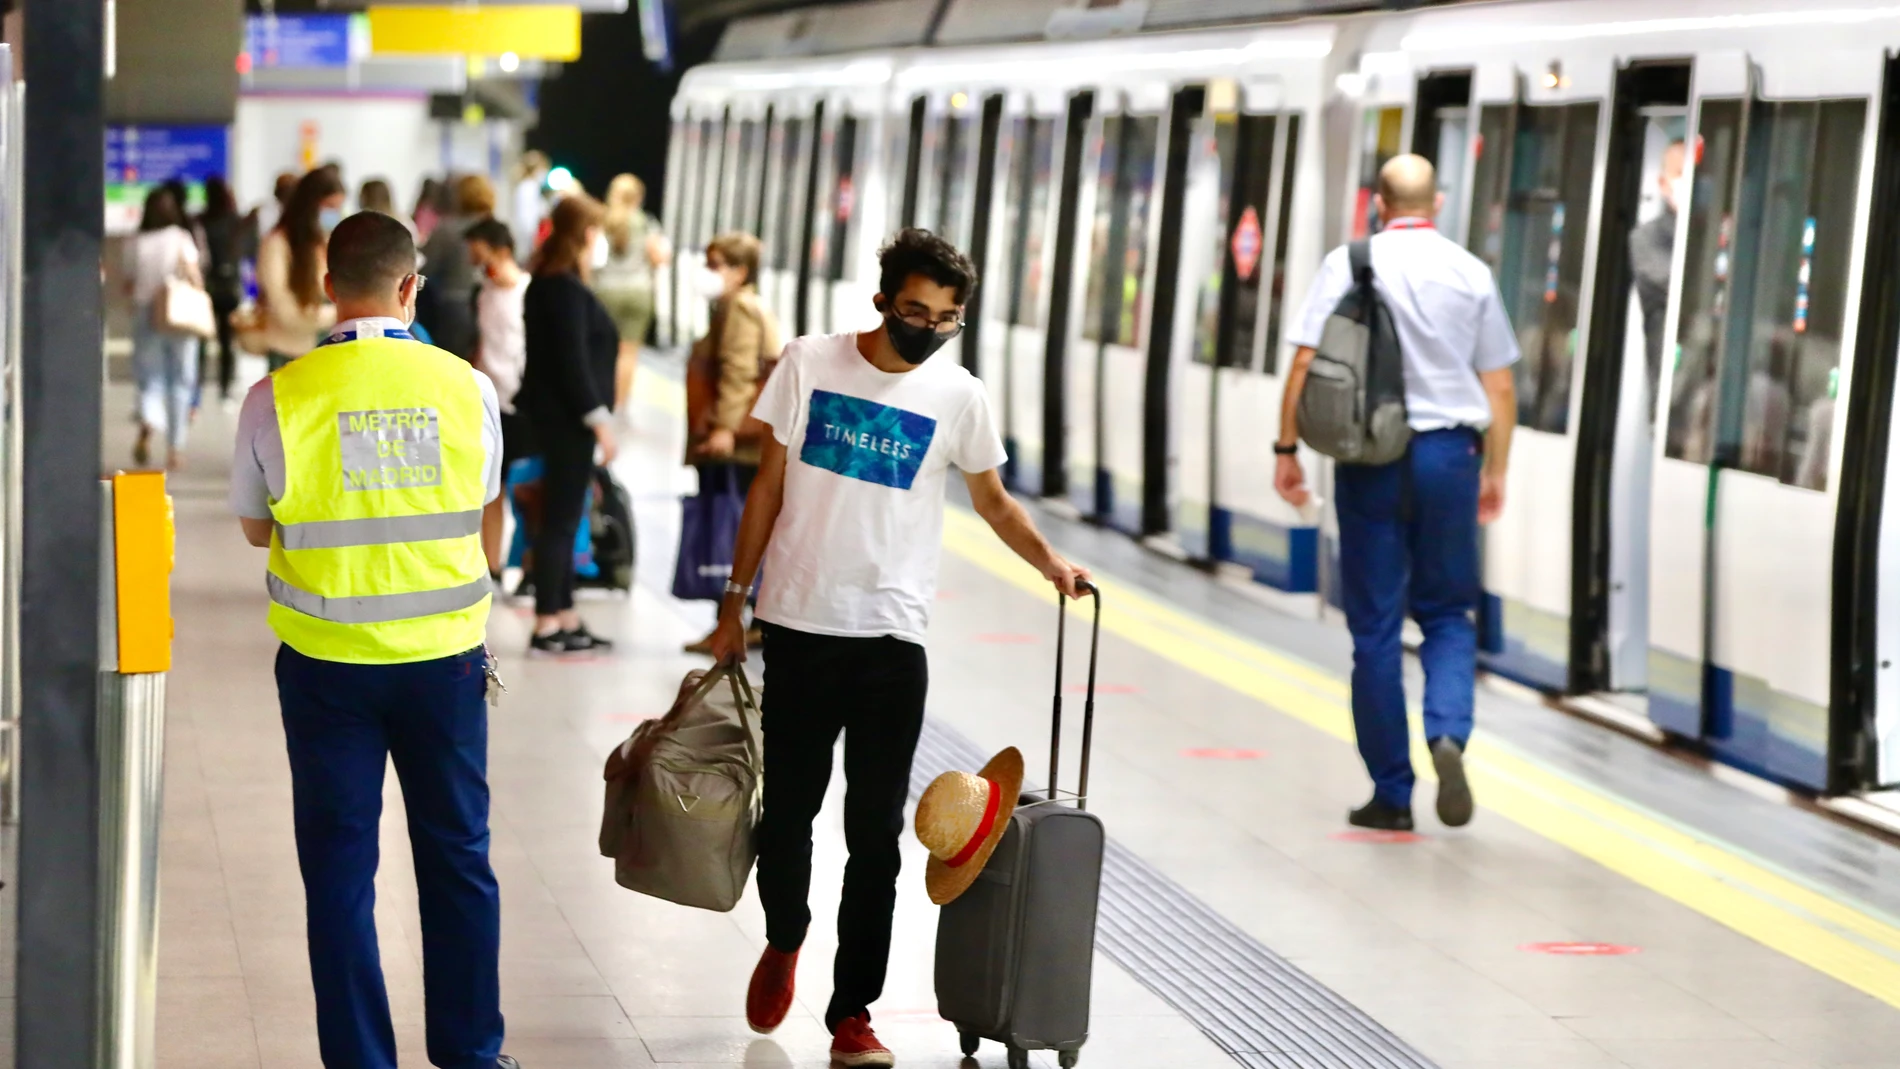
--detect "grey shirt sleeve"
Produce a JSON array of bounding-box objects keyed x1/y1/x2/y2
[
  {"x1": 229, "y1": 378, "x2": 281, "y2": 520},
  {"x1": 473, "y1": 368, "x2": 503, "y2": 505}
]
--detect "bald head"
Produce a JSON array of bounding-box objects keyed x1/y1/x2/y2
[{"x1": 1377, "y1": 154, "x2": 1440, "y2": 221}]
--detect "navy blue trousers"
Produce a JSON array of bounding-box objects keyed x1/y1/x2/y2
[
  {"x1": 276, "y1": 644, "x2": 504, "y2": 1069},
  {"x1": 1333, "y1": 428, "x2": 1483, "y2": 809}
]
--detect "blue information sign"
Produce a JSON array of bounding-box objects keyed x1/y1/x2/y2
[
  {"x1": 106, "y1": 126, "x2": 230, "y2": 187},
  {"x1": 245, "y1": 13, "x2": 354, "y2": 69}
]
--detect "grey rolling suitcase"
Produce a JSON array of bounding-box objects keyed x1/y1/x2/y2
[{"x1": 936, "y1": 582, "x2": 1106, "y2": 1069}]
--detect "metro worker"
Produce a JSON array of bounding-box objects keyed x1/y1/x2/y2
[
  {"x1": 230, "y1": 210, "x2": 522, "y2": 1069},
  {"x1": 1274, "y1": 154, "x2": 1520, "y2": 832},
  {"x1": 707, "y1": 228, "x2": 1088, "y2": 1067}
]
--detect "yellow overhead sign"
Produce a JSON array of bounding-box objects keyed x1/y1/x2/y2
[{"x1": 368, "y1": 6, "x2": 582, "y2": 61}]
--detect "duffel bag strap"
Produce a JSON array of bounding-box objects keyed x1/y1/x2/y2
[{"x1": 725, "y1": 667, "x2": 764, "y2": 775}]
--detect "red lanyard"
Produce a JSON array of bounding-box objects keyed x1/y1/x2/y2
[{"x1": 1384, "y1": 218, "x2": 1435, "y2": 232}]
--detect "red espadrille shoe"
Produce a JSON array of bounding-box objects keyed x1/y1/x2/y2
[
  {"x1": 829, "y1": 1013, "x2": 894, "y2": 1067},
  {"x1": 745, "y1": 944, "x2": 798, "y2": 1034}
]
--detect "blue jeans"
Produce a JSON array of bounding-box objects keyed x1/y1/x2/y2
[
  {"x1": 1334, "y1": 428, "x2": 1482, "y2": 809},
  {"x1": 130, "y1": 308, "x2": 199, "y2": 452},
  {"x1": 276, "y1": 644, "x2": 504, "y2": 1069}
]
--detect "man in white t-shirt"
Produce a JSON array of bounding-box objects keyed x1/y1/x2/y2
[
  {"x1": 465, "y1": 217, "x2": 532, "y2": 579},
  {"x1": 707, "y1": 229, "x2": 1087, "y2": 1068}
]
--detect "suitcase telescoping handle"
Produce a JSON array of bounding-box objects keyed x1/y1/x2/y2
[{"x1": 1050, "y1": 579, "x2": 1101, "y2": 810}]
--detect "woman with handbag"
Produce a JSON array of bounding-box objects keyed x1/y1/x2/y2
[
  {"x1": 124, "y1": 186, "x2": 208, "y2": 470},
  {"x1": 680, "y1": 232, "x2": 780, "y2": 655},
  {"x1": 246, "y1": 168, "x2": 344, "y2": 371}
]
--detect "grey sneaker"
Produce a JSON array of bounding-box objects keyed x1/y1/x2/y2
[
  {"x1": 1431, "y1": 737, "x2": 1474, "y2": 827},
  {"x1": 496, "y1": 1057, "x2": 521, "y2": 1069}
]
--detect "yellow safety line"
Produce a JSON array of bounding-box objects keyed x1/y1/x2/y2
[{"x1": 940, "y1": 507, "x2": 1900, "y2": 1008}]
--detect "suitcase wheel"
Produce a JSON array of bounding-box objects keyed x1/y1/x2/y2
[
  {"x1": 1059, "y1": 1051, "x2": 1079, "y2": 1069},
  {"x1": 1006, "y1": 1046, "x2": 1029, "y2": 1069},
  {"x1": 958, "y1": 1031, "x2": 979, "y2": 1057}
]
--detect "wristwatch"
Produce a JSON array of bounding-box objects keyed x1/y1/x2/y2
[
  {"x1": 724, "y1": 580, "x2": 750, "y2": 598},
  {"x1": 1272, "y1": 442, "x2": 1299, "y2": 456}
]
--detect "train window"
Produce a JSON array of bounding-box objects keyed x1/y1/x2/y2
[
  {"x1": 1082, "y1": 115, "x2": 1160, "y2": 347},
  {"x1": 1352, "y1": 107, "x2": 1405, "y2": 240},
  {"x1": 1261, "y1": 115, "x2": 1302, "y2": 375},
  {"x1": 937, "y1": 113, "x2": 974, "y2": 247},
  {"x1": 771, "y1": 117, "x2": 806, "y2": 272},
  {"x1": 1191, "y1": 113, "x2": 1275, "y2": 368},
  {"x1": 753, "y1": 108, "x2": 775, "y2": 236},
  {"x1": 826, "y1": 114, "x2": 859, "y2": 283},
  {"x1": 1468, "y1": 106, "x2": 1512, "y2": 268},
  {"x1": 1472, "y1": 101, "x2": 1600, "y2": 435},
  {"x1": 1724, "y1": 98, "x2": 1866, "y2": 490},
  {"x1": 1665, "y1": 100, "x2": 1743, "y2": 465},
  {"x1": 1004, "y1": 115, "x2": 1056, "y2": 329}
]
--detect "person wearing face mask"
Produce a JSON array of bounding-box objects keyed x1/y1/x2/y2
[
  {"x1": 680, "y1": 231, "x2": 780, "y2": 654},
  {"x1": 465, "y1": 218, "x2": 533, "y2": 580},
  {"x1": 705, "y1": 228, "x2": 1086, "y2": 1069},
  {"x1": 228, "y1": 211, "x2": 521, "y2": 1069},
  {"x1": 248, "y1": 167, "x2": 345, "y2": 371},
  {"x1": 1631, "y1": 138, "x2": 1687, "y2": 419},
  {"x1": 517, "y1": 192, "x2": 620, "y2": 653}
]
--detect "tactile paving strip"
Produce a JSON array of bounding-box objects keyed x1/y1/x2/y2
[{"x1": 911, "y1": 719, "x2": 1441, "y2": 1069}]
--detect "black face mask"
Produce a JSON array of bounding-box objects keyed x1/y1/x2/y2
[{"x1": 884, "y1": 312, "x2": 958, "y2": 365}]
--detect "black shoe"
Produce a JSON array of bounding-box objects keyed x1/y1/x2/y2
[
  {"x1": 529, "y1": 629, "x2": 585, "y2": 654},
  {"x1": 1348, "y1": 798, "x2": 1415, "y2": 831},
  {"x1": 1431, "y1": 737, "x2": 1474, "y2": 827},
  {"x1": 570, "y1": 624, "x2": 614, "y2": 651}
]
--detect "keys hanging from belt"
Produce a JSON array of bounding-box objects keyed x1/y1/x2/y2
[{"x1": 483, "y1": 645, "x2": 508, "y2": 707}]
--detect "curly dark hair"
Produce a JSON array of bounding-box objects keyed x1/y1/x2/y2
[{"x1": 877, "y1": 227, "x2": 978, "y2": 306}]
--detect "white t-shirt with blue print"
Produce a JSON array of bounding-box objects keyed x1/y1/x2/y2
[{"x1": 751, "y1": 332, "x2": 1008, "y2": 644}]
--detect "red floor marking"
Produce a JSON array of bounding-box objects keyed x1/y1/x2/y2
[
  {"x1": 1180, "y1": 747, "x2": 1265, "y2": 760},
  {"x1": 935, "y1": 590, "x2": 960, "y2": 601},
  {"x1": 1068, "y1": 683, "x2": 1141, "y2": 695},
  {"x1": 1329, "y1": 829, "x2": 1424, "y2": 844},
  {"x1": 974, "y1": 633, "x2": 1039, "y2": 644},
  {"x1": 1519, "y1": 941, "x2": 1641, "y2": 957}
]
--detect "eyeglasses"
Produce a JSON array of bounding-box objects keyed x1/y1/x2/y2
[
  {"x1": 404, "y1": 273, "x2": 428, "y2": 295},
  {"x1": 895, "y1": 311, "x2": 964, "y2": 337}
]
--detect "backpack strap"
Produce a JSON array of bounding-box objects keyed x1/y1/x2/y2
[{"x1": 1348, "y1": 238, "x2": 1374, "y2": 291}]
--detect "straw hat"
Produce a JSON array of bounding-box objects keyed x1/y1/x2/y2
[{"x1": 915, "y1": 747, "x2": 1024, "y2": 905}]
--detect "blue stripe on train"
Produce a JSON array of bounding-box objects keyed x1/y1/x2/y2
[{"x1": 1210, "y1": 507, "x2": 1317, "y2": 593}]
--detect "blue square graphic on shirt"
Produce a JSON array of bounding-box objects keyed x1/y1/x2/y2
[{"x1": 800, "y1": 389, "x2": 937, "y2": 490}]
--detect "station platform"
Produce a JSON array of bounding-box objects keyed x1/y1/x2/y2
[{"x1": 152, "y1": 353, "x2": 1900, "y2": 1069}]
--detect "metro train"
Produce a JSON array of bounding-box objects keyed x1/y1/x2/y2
[{"x1": 653, "y1": 0, "x2": 1900, "y2": 797}]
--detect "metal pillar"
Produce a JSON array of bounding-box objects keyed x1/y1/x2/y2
[{"x1": 17, "y1": 0, "x2": 108, "y2": 1066}]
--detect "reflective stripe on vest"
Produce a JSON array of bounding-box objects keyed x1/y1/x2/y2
[
  {"x1": 267, "y1": 574, "x2": 492, "y2": 625},
  {"x1": 276, "y1": 509, "x2": 484, "y2": 550}
]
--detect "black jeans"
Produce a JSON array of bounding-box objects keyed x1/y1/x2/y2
[
  {"x1": 531, "y1": 423, "x2": 596, "y2": 617},
  {"x1": 209, "y1": 295, "x2": 239, "y2": 399},
  {"x1": 755, "y1": 623, "x2": 928, "y2": 1031}
]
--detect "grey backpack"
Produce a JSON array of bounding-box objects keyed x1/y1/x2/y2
[
  {"x1": 599, "y1": 665, "x2": 763, "y2": 912},
  {"x1": 1297, "y1": 239, "x2": 1413, "y2": 465}
]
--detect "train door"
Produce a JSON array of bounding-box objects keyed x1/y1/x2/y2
[
  {"x1": 727, "y1": 111, "x2": 765, "y2": 239},
  {"x1": 1037, "y1": 90, "x2": 1094, "y2": 500},
  {"x1": 962, "y1": 93, "x2": 1007, "y2": 388},
  {"x1": 817, "y1": 109, "x2": 865, "y2": 334},
  {"x1": 998, "y1": 94, "x2": 1066, "y2": 494},
  {"x1": 1412, "y1": 71, "x2": 1476, "y2": 246},
  {"x1": 1070, "y1": 94, "x2": 1164, "y2": 531},
  {"x1": 686, "y1": 112, "x2": 728, "y2": 345},
  {"x1": 792, "y1": 101, "x2": 826, "y2": 337},
  {"x1": 715, "y1": 114, "x2": 744, "y2": 234},
  {"x1": 1172, "y1": 82, "x2": 1304, "y2": 574},
  {"x1": 658, "y1": 115, "x2": 686, "y2": 348},
  {"x1": 763, "y1": 106, "x2": 812, "y2": 334},
  {"x1": 1648, "y1": 56, "x2": 1877, "y2": 790},
  {"x1": 915, "y1": 93, "x2": 980, "y2": 364},
  {"x1": 1838, "y1": 52, "x2": 1900, "y2": 790},
  {"x1": 1568, "y1": 63, "x2": 1692, "y2": 705},
  {"x1": 802, "y1": 103, "x2": 841, "y2": 336},
  {"x1": 1466, "y1": 85, "x2": 1603, "y2": 691}
]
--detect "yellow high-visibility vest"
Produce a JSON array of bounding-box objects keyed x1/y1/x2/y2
[{"x1": 266, "y1": 335, "x2": 490, "y2": 664}]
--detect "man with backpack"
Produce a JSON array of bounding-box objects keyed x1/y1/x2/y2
[{"x1": 1273, "y1": 154, "x2": 1520, "y2": 833}]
